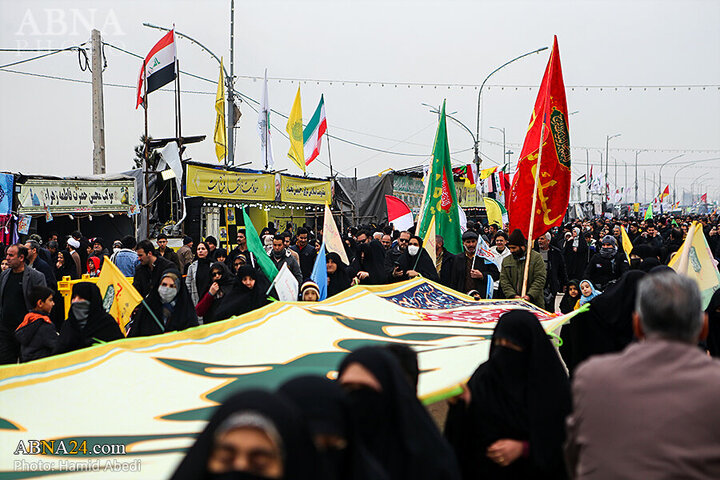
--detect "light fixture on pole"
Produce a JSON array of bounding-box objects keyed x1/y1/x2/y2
[
  {"x1": 474, "y1": 46, "x2": 549, "y2": 188},
  {"x1": 658, "y1": 153, "x2": 685, "y2": 198},
  {"x1": 489, "y1": 126, "x2": 506, "y2": 166},
  {"x1": 604, "y1": 133, "x2": 621, "y2": 203}
]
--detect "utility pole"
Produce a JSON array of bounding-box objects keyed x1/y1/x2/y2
[
  {"x1": 227, "y1": 0, "x2": 235, "y2": 166},
  {"x1": 91, "y1": 29, "x2": 106, "y2": 174}
]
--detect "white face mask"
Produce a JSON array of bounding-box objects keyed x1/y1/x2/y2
[
  {"x1": 158, "y1": 285, "x2": 177, "y2": 303},
  {"x1": 408, "y1": 245, "x2": 420, "y2": 256}
]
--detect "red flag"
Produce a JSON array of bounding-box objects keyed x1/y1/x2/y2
[
  {"x1": 385, "y1": 195, "x2": 414, "y2": 231},
  {"x1": 660, "y1": 185, "x2": 670, "y2": 201},
  {"x1": 136, "y1": 30, "x2": 177, "y2": 109},
  {"x1": 700, "y1": 193, "x2": 707, "y2": 203},
  {"x1": 507, "y1": 36, "x2": 571, "y2": 241}
]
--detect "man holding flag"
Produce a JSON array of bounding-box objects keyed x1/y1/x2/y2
[{"x1": 446, "y1": 230, "x2": 498, "y2": 298}]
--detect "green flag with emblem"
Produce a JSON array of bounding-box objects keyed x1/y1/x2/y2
[{"x1": 416, "y1": 101, "x2": 462, "y2": 255}]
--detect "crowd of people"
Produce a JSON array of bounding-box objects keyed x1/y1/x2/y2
[{"x1": 2, "y1": 213, "x2": 720, "y2": 478}]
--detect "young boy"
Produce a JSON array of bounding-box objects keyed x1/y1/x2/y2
[{"x1": 15, "y1": 286, "x2": 59, "y2": 362}]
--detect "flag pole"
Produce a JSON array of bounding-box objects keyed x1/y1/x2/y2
[
  {"x1": 143, "y1": 68, "x2": 150, "y2": 239},
  {"x1": 324, "y1": 96, "x2": 334, "y2": 178},
  {"x1": 521, "y1": 114, "x2": 546, "y2": 298},
  {"x1": 175, "y1": 59, "x2": 183, "y2": 150}
]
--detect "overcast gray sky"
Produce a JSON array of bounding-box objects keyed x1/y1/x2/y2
[{"x1": 1, "y1": 0, "x2": 719, "y2": 201}]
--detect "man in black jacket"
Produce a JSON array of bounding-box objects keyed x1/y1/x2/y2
[
  {"x1": 584, "y1": 235, "x2": 628, "y2": 290},
  {"x1": 133, "y1": 240, "x2": 175, "y2": 298},
  {"x1": 446, "y1": 230, "x2": 498, "y2": 298},
  {"x1": 535, "y1": 232, "x2": 568, "y2": 312},
  {"x1": 24, "y1": 240, "x2": 56, "y2": 290},
  {"x1": 385, "y1": 230, "x2": 411, "y2": 283},
  {"x1": 289, "y1": 227, "x2": 316, "y2": 280}
]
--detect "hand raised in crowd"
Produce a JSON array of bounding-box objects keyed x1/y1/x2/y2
[
  {"x1": 470, "y1": 269, "x2": 483, "y2": 279},
  {"x1": 209, "y1": 282, "x2": 220, "y2": 296},
  {"x1": 392, "y1": 266, "x2": 404, "y2": 278},
  {"x1": 486, "y1": 439, "x2": 524, "y2": 467}
]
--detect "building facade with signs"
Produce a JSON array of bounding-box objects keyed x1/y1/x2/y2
[
  {"x1": 184, "y1": 162, "x2": 332, "y2": 251},
  {"x1": 13, "y1": 175, "x2": 138, "y2": 241}
]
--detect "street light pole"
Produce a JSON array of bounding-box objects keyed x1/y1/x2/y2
[
  {"x1": 474, "y1": 46, "x2": 548, "y2": 186},
  {"x1": 634, "y1": 150, "x2": 646, "y2": 205},
  {"x1": 605, "y1": 133, "x2": 621, "y2": 204},
  {"x1": 489, "y1": 126, "x2": 506, "y2": 165},
  {"x1": 658, "y1": 153, "x2": 685, "y2": 198},
  {"x1": 672, "y1": 163, "x2": 692, "y2": 205}
]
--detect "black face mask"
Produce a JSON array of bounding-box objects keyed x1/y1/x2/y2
[
  {"x1": 207, "y1": 472, "x2": 279, "y2": 480},
  {"x1": 317, "y1": 446, "x2": 349, "y2": 480},
  {"x1": 345, "y1": 387, "x2": 389, "y2": 443}
]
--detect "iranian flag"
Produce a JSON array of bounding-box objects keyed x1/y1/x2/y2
[
  {"x1": 385, "y1": 195, "x2": 414, "y2": 232},
  {"x1": 136, "y1": 29, "x2": 177, "y2": 109},
  {"x1": 303, "y1": 95, "x2": 327, "y2": 166}
]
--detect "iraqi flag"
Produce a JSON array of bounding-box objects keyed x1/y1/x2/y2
[
  {"x1": 136, "y1": 30, "x2": 177, "y2": 109},
  {"x1": 303, "y1": 95, "x2": 327, "y2": 166},
  {"x1": 385, "y1": 195, "x2": 414, "y2": 232}
]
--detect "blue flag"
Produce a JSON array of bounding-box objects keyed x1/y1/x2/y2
[
  {"x1": 486, "y1": 275, "x2": 494, "y2": 299},
  {"x1": 0, "y1": 174, "x2": 13, "y2": 215},
  {"x1": 310, "y1": 243, "x2": 328, "y2": 300}
]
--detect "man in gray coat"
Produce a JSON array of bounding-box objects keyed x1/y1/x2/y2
[
  {"x1": 269, "y1": 235, "x2": 303, "y2": 286},
  {"x1": 0, "y1": 244, "x2": 47, "y2": 364},
  {"x1": 565, "y1": 272, "x2": 720, "y2": 479}
]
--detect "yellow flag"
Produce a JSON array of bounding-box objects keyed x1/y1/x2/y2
[
  {"x1": 286, "y1": 86, "x2": 305, "y2": 172},
  {"x1": 214, "y1": 58, "x2": 227, "y2": 163},
  {"x1": 484, "y1": 197, "x2": 503, "y2": 227},
  {"x1": 479, "y1": 166, "x2": 497, "y2": 180},
  {"x1": 669, "y1": 222, "x2": 720, "y2": 308},
  {"x1": 97, "y1": 256, "x2": 143, "y2": 335},
  {"x1": 423, "y1": 215, "x2": 437, "y2": 268},
  {"x1": 620, "y1": 226, "x2": 634, "y2": 264}
]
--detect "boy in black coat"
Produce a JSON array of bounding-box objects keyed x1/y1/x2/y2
[{"x1": 15, "y1": 286, "x2": 58, "y2": 362}]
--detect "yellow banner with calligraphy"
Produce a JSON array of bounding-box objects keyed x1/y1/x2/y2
[
  {"x1": 186, "y1": 164, "x2": 276, "y2": 201},
  {"x1": 280, "y1": 175, "x2": 332, "y2": 204}
]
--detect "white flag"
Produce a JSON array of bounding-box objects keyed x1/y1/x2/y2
[
  {"x1": 257, "y1": 68, "x2": 274, "y2": 170},
  {"x1": 323, "y1": 204, "x2": 349, "y2": 265},
  {"x1": 273, "y1": 263, "x2": 298, "y2": 302}
]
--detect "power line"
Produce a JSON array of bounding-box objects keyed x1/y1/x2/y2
[{"x1": 0, "y1": 44, "x2": 87, "y2": 69}]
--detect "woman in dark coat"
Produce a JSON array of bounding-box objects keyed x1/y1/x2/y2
[
  {"x1": 348, "y1": 240, "x2": 386, "y2": 285},
  {"x1": 213, "y1": 265, "x2": 271, "y2": 320},
  {"x1": 127, "y1": 270, "x2": 198, "y2": 337},
  {"x1": 326, "y1": 252, "x2": 352, "y2": 297},
  {"x1": 704, "y1": 289, "x2": 720, "y2": 357},
  {"x1": 170, "y1": 389, "x2": 322, "y2": 480},
  {"x1": 280, "y1": 375, "x2": 389, "y2": 480},
  {"x1": 444, "y1": 310, "x2": 571, "y2": 480},
  {"x1": 54, "y1": 250, "x2": 79, "y2": 280},
  {"x1": 195, "y1": 262, "x2": 237, "y2": 324},
  {"x1": 396, "y1": 235, "x2": 440, "y2": 282},
  {"x1": 562, "y1": 270, "x2": 646, "y2": 375},
  {"x1": 55, "y1": 282, "x2": 124, "y2": 354},
  {"x1": 338, "y1": 346, "x2": 461, "y2": 480}
]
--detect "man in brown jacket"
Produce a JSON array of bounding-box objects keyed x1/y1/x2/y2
[
  {"x1": 499, "y1": 229, "x2": 546, "y2": 309},
  {"x1": 565, "y1": 272, "x2": 720, "y2": 479}
]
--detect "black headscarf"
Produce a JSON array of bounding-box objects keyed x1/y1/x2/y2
[
  {"x1": 127, "y1": 269, "x2": 198, "y2": 337},
  {"x1": 559, "y1": 279, "x2": 580, "y2": 314},
  {"x1": 213, "y1": 265, "x2": 271, "y2": 321},
  {"x1": 170, "y1": 389, "x2": 322, "y2": 480},
  {"x1": 200, "y1": 262, "x2": 239, "y2": 324},
  {"x1": 55, "y1": 250, "x2": 79, "y2": 280},
  {"x1": 194, "y1": 242, "x2": 213, "y2": 299},
  {"x1": 397, "y1": 236, "x2": 439, "y2": 282},
  {"x1": 563, "y1": 270, "x2": 646, "y2": 375},
  {"x1": 705, "y1": 289, "x2": 720, "y2": 357},
  {"x1": 55, "y1": 282, "x2": 124, "y2": 354},
  {"x1": 338, "y1": 346, "x2": 460, "y2": 480},
  {"x1": 326, "y1": 252, "x2": 351, "y2": 298},
  {"x1": 279, "y1": 376, "x2": 389, "y2": 480},
  {"x1": 445, "y1": 310, "x2": 570, "y2": 480}
]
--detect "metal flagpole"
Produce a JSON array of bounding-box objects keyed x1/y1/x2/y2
[
  {"x1": 325, "y1": 105, "x2": 334, "y2": 178},
  {"x1": 521, "y1": 113, "x2": 547, "y2": 298},
  {"x1": 143, "y1": 68, "x2": 150, "y2": 239},
  {"x1": 175, "y1": 59, "x2": 183, "y2": 150}
]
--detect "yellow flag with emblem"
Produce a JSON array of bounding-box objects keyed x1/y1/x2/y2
[
  {"x1": 286, "y1": 86, "x2": 305, "y2": 172},
  {"x1": 620, "y1": 226, "x2": 634, "y2": 264},
  {"x1": 214, "y1": 58, "x2": 227, "y2": 163},
  {"x1": 97, "y1": 256, "x2": 143, "y2": 335},
  {"x1": 669, "y1": 222, "x2": 720, "y2": 308}
]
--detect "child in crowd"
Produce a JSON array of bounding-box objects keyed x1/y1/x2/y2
[
  {"x1": 301, "y1": 281, "x2": 320, "y2": 301},
  {"x1": 576, "y1": 279, "x2": 600, "y2": 309},
  {"x1": 14, "y1": 286, "x2": 59, "y2": 362},
  {"x1": 559, "y1": 280, "x2": 581, "y2": 314},
  {"x1": 87, "y1": 257, "x2": 101, "y2": 277}
]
